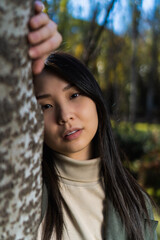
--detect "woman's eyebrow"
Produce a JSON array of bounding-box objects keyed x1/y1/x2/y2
[
  {"x1": 63, "y1": 83, "x2": 74, "y2": 91},
  {"x1": 36, "y1": 84, "x2": 74, "y2": 99},
  {"x1": 36, "y1": 94, "x2": 51, "y2": 100}
]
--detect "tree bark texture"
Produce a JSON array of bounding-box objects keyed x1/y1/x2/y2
[{"x1": 0, "y1": 1, "x2": 43, "y2": 239}]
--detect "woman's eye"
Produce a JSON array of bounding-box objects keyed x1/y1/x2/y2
[
  {"x1": 41, "y1": 104, "x2": 53, "y2": 111},
  {"x1": 70, "y1": 93, "x2": 80, "y2": 99}
]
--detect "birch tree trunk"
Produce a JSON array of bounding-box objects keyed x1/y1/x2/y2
[{"x1": 0, "y1": 0, "x2": 43, "y2": 239}]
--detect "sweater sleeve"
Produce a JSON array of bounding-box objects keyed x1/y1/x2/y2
[{"x1": 144, "y1": 195, "x2": 158, "y2": 240}]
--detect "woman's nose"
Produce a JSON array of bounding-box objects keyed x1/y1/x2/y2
[{"x1": 57, "y1": 105, "x2": 74, "y2": 125}]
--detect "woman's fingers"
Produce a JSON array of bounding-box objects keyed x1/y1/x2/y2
[
  {"x1": 28, "y1": 19, "x2": 57, "y2": 45},
  {"x1": 29, "y1": 32, "x2": 62, "y2": 59},
  {"x1": 29, "y1": 12, "x2": 49, "y2": 30},
  {"x1": 28, "y1": 1, "x2": 62, "y2": 74},
  {"x1": 32, "y1": 56, "x2": 47, "y2": 75},
  {"x1": 34, "y1": 1, "x2": 45, "y2": 14}
]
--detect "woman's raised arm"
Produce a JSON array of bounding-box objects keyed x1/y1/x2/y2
[{"x1": 28, "y1": 1, "x2": 62, "y2": 74}]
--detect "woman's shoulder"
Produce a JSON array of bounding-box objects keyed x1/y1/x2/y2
[
  {"x1": 106, "y1": 198, "x2": 158, "y2": 240},
  {"x1": 142, "y1": 192, "x2": 157, "y2": 220}
]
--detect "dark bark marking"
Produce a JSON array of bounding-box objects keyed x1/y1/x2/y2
[
  {"x1": 0, "y1": 128, "x2": 11, "y2": 142},
  {"x1": 0, "y1": 76, "x2": 18, "y2": 86},
  {"x1": 0, "y1": 36, "x2": 28, "y2": 69},
  {"x1": 0, "y1": 99, "x2": 14, "y2": 125}
]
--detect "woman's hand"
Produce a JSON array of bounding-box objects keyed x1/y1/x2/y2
[{"x1": 28, "y1": 1, "x2": 62, "y2": 74}]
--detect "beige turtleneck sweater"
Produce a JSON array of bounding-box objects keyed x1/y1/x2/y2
[{"x1": 37, "y1": 153, "x2": 106, "y2": 240}]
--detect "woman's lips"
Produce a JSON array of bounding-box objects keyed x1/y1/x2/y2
[{"x1": 63, "y1": 129, "x2": 82, "y2": 141}]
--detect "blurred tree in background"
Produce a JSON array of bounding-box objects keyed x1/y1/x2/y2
[
  {"x1": 42, "y1": 0, "x2": 160, "y2": 226},
  {"x1": 43, "y1": 0, "x2": 160, "y2": 121}
]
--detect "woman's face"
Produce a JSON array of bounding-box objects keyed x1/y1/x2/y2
[{"x1": 34, "y1": 73, "x2": 98, "y2": 160}]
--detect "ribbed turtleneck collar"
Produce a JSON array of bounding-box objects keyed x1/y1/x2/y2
[{"x1": 54, "y1": 153, "x2": 101, "y2": 183}]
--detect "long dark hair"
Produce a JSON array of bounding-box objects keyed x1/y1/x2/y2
[{"x1": 41, "y1": 52, "x2": 156, "y2": 240}]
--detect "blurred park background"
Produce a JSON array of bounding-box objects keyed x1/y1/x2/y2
[{"x1": 42, "y1": 0, "x2": 160, "y2": 235}]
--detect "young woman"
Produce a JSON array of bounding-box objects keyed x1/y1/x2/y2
[{"x1": 34, "y1": 52, "x2": 158, "y2": 240}]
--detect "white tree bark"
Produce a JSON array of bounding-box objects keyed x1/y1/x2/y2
[{"x1": 0, "y1": 0, "x2": 43, "y2": 239}]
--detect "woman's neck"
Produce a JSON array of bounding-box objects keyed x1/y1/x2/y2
[{"x1": 57, "y1": 143, "x2": 95, "y2": 161}]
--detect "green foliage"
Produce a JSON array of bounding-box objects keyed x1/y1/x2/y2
[
  {"x1": 112, "y1": 122, "x2": 160, "y2": 161},
  {"x1": 112, "y1": 121, "x2": 160, "y2": 206}
]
